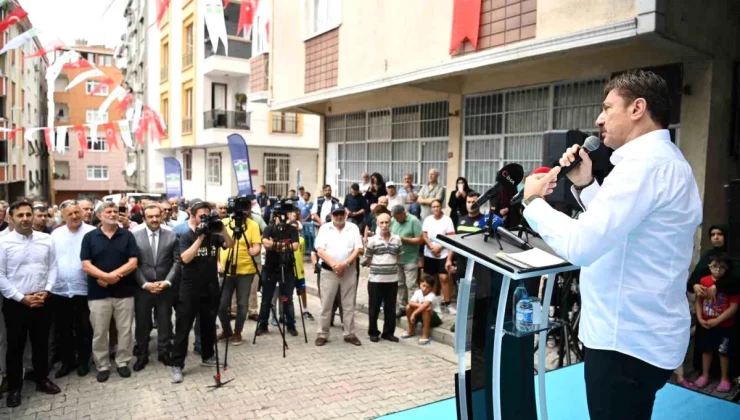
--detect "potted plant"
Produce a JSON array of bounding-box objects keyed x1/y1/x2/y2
[{"x1": 235, "y1": 93, "x2": 247, "y2": 111}]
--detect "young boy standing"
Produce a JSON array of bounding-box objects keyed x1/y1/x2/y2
[
  {"x1": 694, "y1": 254, "x2": 738, "y2": 393},
  {"x1": 363, "y1": 213, "x2": 403, "y2": 342}
]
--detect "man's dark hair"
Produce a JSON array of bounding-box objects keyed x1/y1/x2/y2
[
  {"x1": 323, "y1": 184, "x2": 331, "y2": 190},
  {"x1": 468, "y1": 191, "x2": 481, "y2": 200},
  {"x1": 8, "y1": 200, "x2": 32, "y2": 217},
  {"x1": 422, "y1": 275, "x2": 436, "y2": 287},
  {"x1": 304, "y1": 191, "x2": 311, "y2": 198},
  {"x1": 190, "y1": 201, "x2": 212, "y2": 214},
  {"x1": 289, "y1": 189, "x2": 296, "y2": 194},
  {"x1": 709, "y1": 253, "x2": 732, "y2": 269},
  {"x1": 604, "y1": 70, "x2": 671, "y2": 128},
  {"x1": 350, "y1": 183, "x2": 360, "y2": 191},
  {"x1": 143, "y1": 204, "x2": 162, "y2": 215},
  {"x1": 260, "y1": 185, "x2": 266, "y2": 189}
]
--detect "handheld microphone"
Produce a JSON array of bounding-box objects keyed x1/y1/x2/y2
[
  {"x1": 510, "y1": 166, "x2": 551, "y2": 206},
  {"x1": 477, "y1": 214, "x2": 533, "y2": 250},
  {"x1": 555, "y1": 135, "x2": 601, "y2": 181},
  {"x1": 471, "y1": 163, "x2": 524, "y2": 210}
]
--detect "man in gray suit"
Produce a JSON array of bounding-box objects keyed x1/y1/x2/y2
[{"x1": 133, "y1": 204, "x2": 181, "y2": 372}]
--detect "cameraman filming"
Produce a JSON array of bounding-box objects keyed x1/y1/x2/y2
[
  {"x1": 170, "y1": 202, "x2": 234, "y2": 384},
  {"x1": 255, "y1": 199, "x2": 300, "y2": 337}
]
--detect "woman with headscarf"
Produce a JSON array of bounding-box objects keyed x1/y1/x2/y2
[
  {"x1": 448, "y1": 177, "x2": 471, "y2": 227},
  {"x1": 686, "y1": 224, "x2": 740, "y2": 375}
]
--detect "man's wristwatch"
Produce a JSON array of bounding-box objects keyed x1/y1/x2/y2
[{"x1": 522, "y1": 195, "x2": 542, "y2": 207}]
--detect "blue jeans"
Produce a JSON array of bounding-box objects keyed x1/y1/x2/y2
[
  {"x1": 303, "y1": 225, "x2": 315, "y2": 253},
  {"x1": 258, "y1": 269, "x2": 296, "y2": 327}
]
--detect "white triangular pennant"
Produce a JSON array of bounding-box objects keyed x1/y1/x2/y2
[
  {"x1": 55, "y1": 126, "x2": 68, "y2": 153},
  {"x1": 99, "y1": 86, "x2": 126, "y2": 117},
  {"x1": 89, "y1": 124, "x2": 98, "y2": 145},
  {"x1": 24, "y1": 127, "x2": 43, "y2": 143},
  {"x1": 118, "y1": 120, "x2": 133, "y2": 149},
  {"x1": 204, "y1": 0, "x2": 228, "y2": 55},
  {"x1": 65, "y1": 69, "x2": 104, "y2": 91}
]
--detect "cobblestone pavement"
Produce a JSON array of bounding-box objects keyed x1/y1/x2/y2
[{"x1": 0, "y1": 291, "x2": 459, "y2": 420}]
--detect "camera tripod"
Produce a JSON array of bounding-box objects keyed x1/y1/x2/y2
[{"x1": 251, "y1": 221, "x2": 308, "y2": 358}]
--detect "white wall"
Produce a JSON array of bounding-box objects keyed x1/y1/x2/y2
[{"x1": 202, "y1": 75, "x2": 249, "y2": 111}]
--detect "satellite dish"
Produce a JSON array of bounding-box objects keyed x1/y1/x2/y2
[{"x1": 125, "y1": 162, "x2": 136, "y2": 177}]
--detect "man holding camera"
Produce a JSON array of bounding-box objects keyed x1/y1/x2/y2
[
  {"x1": 256, "y1": 200, "x2": 300, "y2": 337},
  {"x1": 170, "y1": 202, "x2": 234, "y2": 384}
]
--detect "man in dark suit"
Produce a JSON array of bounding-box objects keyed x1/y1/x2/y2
[{"x1": 133, "y1": 204, "x2": 181, "y2": 371}]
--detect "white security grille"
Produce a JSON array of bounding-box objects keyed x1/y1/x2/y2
[
  {"x1": 326, "y1": 101, "x2": 449, "y2": 195},
  {"x1": 463, "y1": 79, "x2": 607, "y2": 193},
  {"x1": 265, "y1": 153, "x2": 290, "y2": 198}
]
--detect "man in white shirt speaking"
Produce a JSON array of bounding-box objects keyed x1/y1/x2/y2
[{"x1": 522, "y1": 70, "x2": 702, "y2": 420}]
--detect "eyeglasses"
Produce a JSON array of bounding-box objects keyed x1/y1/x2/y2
[
  {"x1": 709, "y1": 263, "x2": 728, "y2": 270},
  {"x1": 60, "y1": 200, "x2": 79, "y2": 210}
]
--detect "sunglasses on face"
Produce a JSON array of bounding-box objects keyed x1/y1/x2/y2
[{"x1": 60, "y1": 200, "x2": 79, "y2": 210}]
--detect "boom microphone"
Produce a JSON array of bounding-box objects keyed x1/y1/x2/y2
[
  {"x1": 471, "y1": 163, "x2": 524, "y2": 210},
  {"x1": 477, "y1": 214, "x2": 533, "y2": 250},
  {"x1": 556, "y1": 135, "x2": 601, "y2": 181}
]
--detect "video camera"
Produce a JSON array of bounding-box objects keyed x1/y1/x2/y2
[
  {"x1": 270, "y1": 198, "x2": 297, "y2": 223},
  {"x1": 196, "y1": 213, "x2": 224, "y2": 235},
  {"x1": 227, "y1": 195, "x2": 252, "y2": 216}
]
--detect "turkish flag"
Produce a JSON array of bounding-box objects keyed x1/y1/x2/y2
[
  {"x1": 73, "y1": 125, "x2": 87, "y2": 151},
  {"x1": 223, "y1": 0, "x2": 231, "y2": 8},
  {"x1": 43, "y1": 128, "x2": 53, "y2": 149},
  {"x1": 148, "y1": 0, "x2": 172, "y2": 30},
  {"x1": 237, "y1": 0, "x2": 258, "y2": 37},
  {"x1": 449, "y1": 0, "x2": 482, "y2": 54},
  {"x1": 24, "y1": 40, "x2": 64, "y2": 60},
  {"x1": 0, "y1": 7, "x2": 28, "y2": 33},
  {"x1": 63, "y1": 58, "x2": 93, "y2": 70},
  {"x1": 88, "y1": 77, "x2": 115, "y2": 96},
  {"x1": 117, "y1": 93, "x2": 134, "y2": 113},
  {"x1": 104, "y1": 122, "x2": 119, "y2": 150},
  {"x1": 135, "y1": 114, "x2": 148, "y2": 147}
]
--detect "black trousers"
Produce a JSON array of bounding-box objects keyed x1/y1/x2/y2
[
  {"x1": 50, "y1": 294, "x2": 92, "y2": 367},
  {"x1": 3, "y1": 298, "x2": 52, "y2": 390},
  {"x1": 171, "y1": 280, "x2": 218, "y2": 368},
  {"x1": 367, "y1": 282, "x2": 398, "y2": 337},
  {"x1": 135, "y1": 286, "x2": 174, "y2": 357},
  {"x1": 258, "y1": 269, "x2": 296, "y2": 326},
  {"x1": 584, "y1": 347, "x2": 672, "y2": 420}
]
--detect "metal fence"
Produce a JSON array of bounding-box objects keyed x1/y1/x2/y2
[
  {"x1": 326, "y1": 101, "x2": 449, "y2": 195},
  {"x1": 463, "y1": 79, "x2": 606, "y2": 193}
]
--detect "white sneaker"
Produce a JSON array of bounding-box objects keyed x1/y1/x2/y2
[
  {"x1": 445, "y1": 305, "x2": 457, "y2": 316},
  {"x1": 171, "y1": 367, "x2": 183, "y2": 384}
]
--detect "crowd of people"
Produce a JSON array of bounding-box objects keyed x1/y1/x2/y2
[{"x1": 0, "y1": 156, "x2": 736, "y2": 410}]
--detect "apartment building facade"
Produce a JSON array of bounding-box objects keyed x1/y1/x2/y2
[
  {"x1": 269, "y1": 0, "x2": 740, "y2": 252},
  {"x1": 0, "y1": 3, "x2": 49, "y2": 201},
  {"x1": 52, "y1": 42, "x2": 128, "y2": 203},
  {"x1": 117, "y1": 0, "x2": 149, "y2": 191},
  {"x1": 141, "y1": 0, "x2": 319, "y2": 202}
]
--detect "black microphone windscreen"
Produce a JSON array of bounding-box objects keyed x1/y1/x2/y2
[{"x1": 495, "y1": 163, "x2": 524, "y2": 191}]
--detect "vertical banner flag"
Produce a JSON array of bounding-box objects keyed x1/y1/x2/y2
[
  {"x1": 43, "y1": 128, "x2": 53, "y2": 149},
  {"x1": 55, "y1": 126, "x2": 67, "y2": 153},
  {"x1": 204, "y1": 0, "x2": 228, "y2": 55},
  {"x1": 163, "y1": 157, "x2": 183, "y2": 199},
  {"x1": 0, "y1": 27, "x2": 40, "y2": 56},
  {"x1": 449, "y1": 0, "x2": 482, "y2": 54},
  {"x1": 89, "y1": 124, "x2": 98, "y2": 145},
  {"x1": 118, "y1": 120, "x2": 133, "y2": 148},
  {"x1": 104, "y1": 122, "x2": 119, "y2": 150},
  {"x1": 227, "y1": 133, "x2": 254, "y2": 196}
]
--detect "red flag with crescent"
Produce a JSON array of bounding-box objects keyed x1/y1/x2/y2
[
  {"x1": 0, "y1": 7, "x2": 28, "y2": 33},
  {"x1": 73, "y1": 125, "x2": 87, "y2": 151},
  {"x1": 24, "y1": 40, "x2": 64, "y2": 60},
  {"x1": 104, "y1": 122, "x2": 119, "y2": 150},
  {"x1": 63, "y1": 58, "x2": 93, "y2": 71},
  {"x1": 237, "y1": 0, "x2": 258, "y2": 37},
  {"x1": 148, "y1": 0, "x2": 172, "y2": 30},
  {"x1": 117, "y1": 93, "x2": 134, "y2": 113},
  {"x1": 449, "y1": 0, "x2": 482, "y2": 54}
]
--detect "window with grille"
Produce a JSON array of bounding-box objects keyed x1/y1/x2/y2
[
  {"x1": 86, "y1": 81, "x2": 108, "y2": 96},
  {"x1": 86, "y1": 136, "x2": 107, "y2": 151},
  {"x1": 463, "y1": 79, "x2": 607, "y2": 193},
  {"x1": 272, "y1": 112, "x2": 298, "y2": 133},
  {"x1": 183, "y1": 152, "x2": 192, "y2": 180},
  {"x1": 86, "y1": 109, "x2": 108, "y2": 123},
  {"x1": 264, "y1": 153, "x2": 290, "y2": 198},
  {"x1": 207, "y1": 153, "x2": 222, "y2": 184},
  {"x1": 87, "y1": 166, "x2": 109, "y2": 180},
  {"x1": 325, "y1": 101, "x2": 449, "y2": 195}
]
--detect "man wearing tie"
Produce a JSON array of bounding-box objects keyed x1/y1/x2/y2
[{"x1": 132, "y1": 204, "x2": 181, "y2": 372}]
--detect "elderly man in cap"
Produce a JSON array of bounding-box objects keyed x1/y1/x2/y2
[{"x1": 313, "y1": 203, "x2": 364, "y2": 346}]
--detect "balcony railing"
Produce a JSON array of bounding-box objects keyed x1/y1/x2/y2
[
  {"x1": 204, "y1": 110, "x2": 251, "y2": 130},
  {"x1": 182, "y1": 51, "x2": 193, "y2": 68},
  {"x1": 160, "y1": 66, "x2": 168, "y2": 82},
  {"x1": 182, "y1": 118, "x2": 193, "y2": 134}
]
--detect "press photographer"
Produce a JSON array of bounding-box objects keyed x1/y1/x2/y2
[
  {"x1": 217, "y1": 196, "x2": 261, "y2": 346},
  {"x1": 170, "y1": 202, "x2": 234, "y2": 384},
  {"x1": 256, "y1": 199, "x2": 300, "y2": 337}
]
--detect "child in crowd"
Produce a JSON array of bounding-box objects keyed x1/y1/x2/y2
[
  {"x1": 291, "y1": 221, "x2": 313, "y2": 320},
  {"x1": 694, "y1": 254, "x2": 738, "y2": 392},
  {"x1": 402, "y1": 275, "x2": 442, "y2": 345}
]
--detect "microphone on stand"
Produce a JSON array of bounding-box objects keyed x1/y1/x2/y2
[
  {"x1": 471, "y1": 163, "x2": 524, "y2": 211},
  {"x1": 476, "y1": 214, "x2": 533, "y2": 250},
  {"x1": 510, "y1": 167, "x2": 551, "y2": 207}
]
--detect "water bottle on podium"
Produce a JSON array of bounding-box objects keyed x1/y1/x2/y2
[{"x1": 513, "y1": 285, "x2": 534, "y2": 332}]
